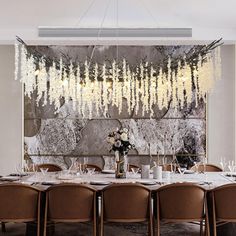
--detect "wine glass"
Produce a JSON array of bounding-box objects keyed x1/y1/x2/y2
[
  {"x1": 220, "y1": 157, "x2": 227, "y2": 172},
  {"x1": 86, "y1": 167, "x2": 95, "y2": 176},
  {"x1": 177, "y1": 164, "x2": 187, "y2": 175},
  {"x1": 83, "y1": 157, "x2": 89, "y2": 169},
  {"x1": 15, "y1": 163, "x2": 23, "y2": 175},
  {"x1": 162, "y1": 157, "x2": 168, "y2": 171},
  {"x1": 40, "y1": 168, "x2": 48, "y2": 182},
  {"x1": 193, "y1": 161, "x2": 200, "y2": 174},
  {"x1": 228, "y1": 161, "x2": 235, "y2": 177},
  {"x1": 131, "y1": 167, "x2": 140, "y2": 177}
]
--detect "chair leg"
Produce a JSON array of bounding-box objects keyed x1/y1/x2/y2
[
  {"x1": 200, "y1": 221, "x2": 203, "y2": 236},
  {"x1": 100, "y1": 219, "x2": 104, "y2": 236},
  {"x1": 1, "y1": 222, "x2": 6, "y2": 233}
]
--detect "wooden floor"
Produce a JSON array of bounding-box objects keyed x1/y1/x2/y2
[{"x1": 0, "y1": 222, "x2": 201, "y2": 236}]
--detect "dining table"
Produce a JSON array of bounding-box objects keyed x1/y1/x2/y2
[{"x1": 1, "y1": 170, "x2": 236, "y2": 236}]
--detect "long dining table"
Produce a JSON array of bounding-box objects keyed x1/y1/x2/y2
[{"x1": 1, "y1": 171, "x2": 236, "y2": 236}]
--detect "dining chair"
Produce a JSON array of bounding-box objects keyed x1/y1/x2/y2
[
  {"x1": 128, "y1": 164, "x2": 139, "y2": 171},
  {"x1": 191, "y1": 164, "x2": 222, "y2": 172},
  {"x1": 156, "y1": 183, "x2": 209, "y2": 236},
  {"x1": 211, "y1": 183, "x2": 236, "y2": 236},
  {"x1": 0, "y1": 183, "x2": 41, "y2": 236},
  {"x1": 37, "y1": 163, "x2": 62, "y2": 172},
  {"x1": 160, "y1": 164, "x2": 173, "y2": 172},
  {"x1": 100, "y1": 183, "x2": 153, "y2": 236},
  {"x1": 44, "y1": 183, "x2": 97, "y2": 236},
  {"x1": 86, "y1": 164, "x2": 102, "y2": 172}
]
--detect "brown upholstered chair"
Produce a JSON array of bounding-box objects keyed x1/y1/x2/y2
[
  {"x1": 160, "y1": 164, "x2": 174, "y2": 172},
  {"x1": 0, "y1": 183, "x2": 41, "y2": 236},
  {"x1": 86, "y1": 164, "x2": 102, "y2": 172},
  {"x1": 211, "y1": 183, "x2": 236, "y2": 236},
  {"x1": 36, "y1": 163, "x2": 62, "y2": 172},
  {"x1": 128, "y1": 164, "x2": 139, "y2": 172},
  {"x1": 156, "y1": 183, "x2": 209, "y2": 236},
  {"x1": 100, "y1": 183, "x2": 153, "y2": 236},
  {"x1": 191, "y1": 164, "x2": 222, "y2": 172},
  {"x1": 44, "y1": 183, "x2": 97, "y2": 236}
]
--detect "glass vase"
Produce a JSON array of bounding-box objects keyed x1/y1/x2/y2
[{"x1": 115, "y1": 152, "x2": 127, "y2": 179}]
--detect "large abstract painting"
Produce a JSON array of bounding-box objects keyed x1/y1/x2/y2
[{"x1": 24, "y1": 45, "x2": 206, "y2": 169}]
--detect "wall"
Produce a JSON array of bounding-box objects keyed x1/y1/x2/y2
[
  {"x1": 208, "y1": 45, "x2": 235, "y2": 164},
  {"x1": 0, "y1": 45, "x2": 22, "y2": 175}
]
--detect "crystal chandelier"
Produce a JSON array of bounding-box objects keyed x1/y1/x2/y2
[{"x1": 15, "y1": 38, "x2": 222, "y2": 119}]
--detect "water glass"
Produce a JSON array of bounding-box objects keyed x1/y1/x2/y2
[
  {"x1": 131, "y1": 167, "x2": 140, "y2": 177},
  {"x1": 220, "y1": 157, "x2": 227, "y2": 172},
  {"x1": 177, "y1": 167, "x2": 186, "y2": 175},
  {"x1": 228, "y1": 160, "x2": 235, "y2": 176},
  {"x1": 86, "y1": 167, "x2": 95, "y2": 176}
]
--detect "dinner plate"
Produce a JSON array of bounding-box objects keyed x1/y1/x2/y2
[
  {"x1": 0, "y1": 176, "x2": 20, "y2": 181},
  {"x1": 90, "y1": 180, "x2": 111, "y2": 185},
  {"x1": 184, "y1": 170, "x2": 195, "y2": 174},
  {"x1": 225, "y1": 173, "x2": 236, "y2": 177},
  {"x1": 57, "y1": 175, "x2": 74, "y2": 180},
  {"x1": 136, "y1": 180, "x2": 157, "y2": 185},
  {"x1": 101, "y1": 170, "x2": 115, "y2": 174}
]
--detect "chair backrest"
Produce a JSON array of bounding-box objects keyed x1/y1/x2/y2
[
  {"x1": 191, "y1": 164, "x2": 222, "y2": 172},
  {"x1": 160, "y1": 164, "x2": 173, "y2": 172},
  {"x1": 128, "y1": 164, "x2": 139, "y2": 172},
  {"x1": 157, "y1": 183, "x2": 206, "y2": 221},
  {"x1": 46, "y1": 183, "x2": 96, "y2": 222},
  {"x1": 86, "y1": 164, "x2": 102, "y2": 172},
  {"x1": 212, "y1": 184, "x2": 236, "y2": 221},
  {"x1": 37, "y1": 163, "x2": 62, "y2": 172},
  {"x1": 0, "y1": 183, "x2": 40, "y2": 222},
  {"x1": 102, "y1": 183, "x2": 151, "y2": 222}
]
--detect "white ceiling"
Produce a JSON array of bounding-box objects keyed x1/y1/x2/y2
[{"x1": 1, "y1": 0, "x2": 236, "y2": 44}]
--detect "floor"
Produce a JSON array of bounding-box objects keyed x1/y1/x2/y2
[{"x1": 0, "y1": 222, "x2": 201, "y2": 236}]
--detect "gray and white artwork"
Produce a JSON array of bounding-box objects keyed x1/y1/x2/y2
[{"x1": 24, "y1": 45, "x2": 206, "y2": 168}]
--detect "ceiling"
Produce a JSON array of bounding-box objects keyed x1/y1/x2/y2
[{"x1": 1, "y1": 0, "x2": 236, "y2": 44}]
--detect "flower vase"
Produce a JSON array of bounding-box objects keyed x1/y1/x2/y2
[{"x1": 115, "y1": 151, "x2": 127, "y2": 179}]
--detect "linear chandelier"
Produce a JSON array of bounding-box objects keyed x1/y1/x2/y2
[{"x1": 15, "y1": 37, "x2": 222, "y2": 118}]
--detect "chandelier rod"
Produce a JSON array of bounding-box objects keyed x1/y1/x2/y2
[{"x1": 74, "y1": 0, "x2": 96, "y2": 27}]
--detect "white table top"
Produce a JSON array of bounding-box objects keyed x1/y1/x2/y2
[{"x1": 17, "y1": 171, "x2": 235, "y2": 191}]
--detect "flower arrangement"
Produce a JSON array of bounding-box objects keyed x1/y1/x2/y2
[{"x1": 107, "y1": 128, "x2": 135, "y2": 155}]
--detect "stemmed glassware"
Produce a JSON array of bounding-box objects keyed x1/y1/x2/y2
[
  {"x1": 177, "y1": 166, "x2": 187, "y2": 175},
  {"x1": 228, "y1": 160, "x2": 235, "y2": 177},
  {"x1": 40, "y1": 168, "x2": 48, "y2": 181},
  {"x1": 162, "y1": 157, "x2": 168, "y2": 171},
  {"x1": 131, "y1": 167, "x2": 140, "y2": 177},
  {"x1": 220, "y1": 157, "x2": 227, "y2": 172},
  {"x1": 193, "y1": 161, "x2": 199, "y2": 174},
  {"x1": 86, "y1": 167, "x2": 95, "y2": 176}
]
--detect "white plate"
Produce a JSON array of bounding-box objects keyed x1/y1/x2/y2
[
  {"x1": 90, "y1": 180, "x2": 111, "y2": 185},
  {"x1": 57, "y1": 175, "x2": 74, "y2": 180},
  {"x1": 101, "y1": 170, "x2": 115, "y2": 174},
  {"x1": 0, "y1": 176, "x2": 20, "y2": 181},
  {"x1": 136, "y1": 180, "x2": 157, "y2": 185},
  {"x1": 184, "y1": 170, "x2": 195, "y2": 174}
]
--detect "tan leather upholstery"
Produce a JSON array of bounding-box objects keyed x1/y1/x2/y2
[
  {"x1": 160, "y1": 164, "x2": 173, "y2": 172},
  {"x1": 36, "y1": 163, "x2": 62, "y2": 172},
  {"x1": 44, "y1": 183, "x2": 97, "y2": 236},
  {"x1": 191, "y1": 164, "x2": 222, "y2": 172},
  {"x1": 0, "y1": 183, "x2": 41, "y2": 236},
  {"x1": 128, "y1": 164, "x2": 139, "y2": 171},
  {"x1": 101, "y1": 183, "x2": 153, "y2": 236},
  {"x1": 211, "y1": 184, "x2": 236, "y2": 235},
  {"x1": 86, "y1": 164, "x2": 102, "y2": 172},
  {"x1": 156, "y1": 183, "x2": 208, "y2": 236}
]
